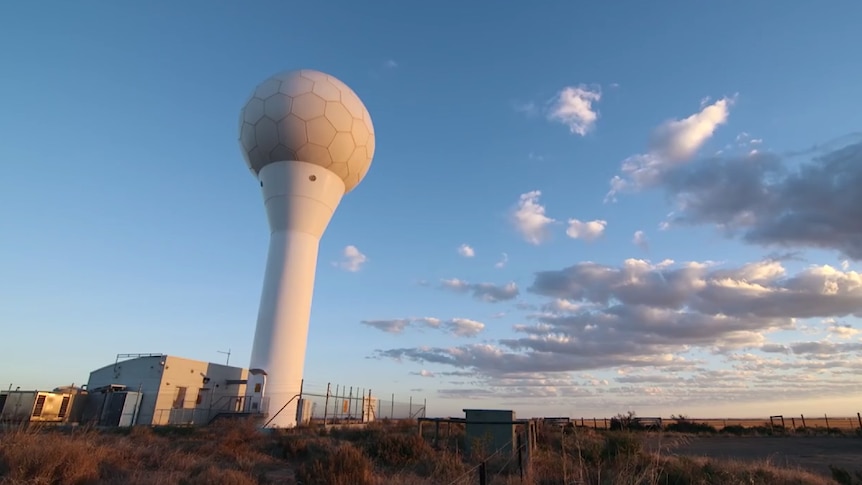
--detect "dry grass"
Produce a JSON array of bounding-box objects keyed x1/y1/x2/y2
[{"x1": 0, "y1": 419, "x2": 852, "y2": 485}]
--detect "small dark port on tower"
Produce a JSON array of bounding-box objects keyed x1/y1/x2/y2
[{"x1": 309, "y1": 175, "x2": 317, "y2": 181}]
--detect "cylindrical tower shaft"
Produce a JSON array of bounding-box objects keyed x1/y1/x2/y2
[{"x1": 249, "y1": 160, "x2": 345, "y2": 428}]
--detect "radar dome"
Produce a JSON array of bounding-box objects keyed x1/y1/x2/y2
[{"x1": 239, "y1": 70, "x2": 375, "y2": 192}]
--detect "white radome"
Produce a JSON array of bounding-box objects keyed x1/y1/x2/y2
[{"x1": 239, "y1": 69, "x2": 375, "y2": 192}]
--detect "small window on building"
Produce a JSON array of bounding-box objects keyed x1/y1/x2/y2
[
  {"x1": 58, "y1": 396, "x2": 71, "y2": 419},
  {"x1": 173, "y1": 387, "x2": 187, "y2": 409},
  {"x1": 32, "y1": 395, "x2": 46, "y2": 417}
]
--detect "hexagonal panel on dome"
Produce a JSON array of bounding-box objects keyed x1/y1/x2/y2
[
  {"x1": 255, "y1": 78, "x2": 282, "y2": 100},
  {"x1": 264, "y1": 95, "x2": 292, "y2": 121},
  {"x1": 306, "y1": 117, "x2": 337, "y2": 146},
  {"x1": 278, "y1": 114, "x2": 307, "y2": 147},
  {"x1": 240, "y1": 122, "x2": 257, "y2": 152},
  {"x1": 328, "y1": 132, "x2": 356, "y2": 163},
  {"x1": 351, "y1": 118, "x2": 370, "y2": 146},
  {"x1": 328, "y1": 162, "x2": 350, "y2": 179},
  {"x1": 347, "y1": 146, "x2": 367, "y2": 167},
  {"x1": 246, "y1": 146, "x2": 264, "y2": 168},
  {"x1": 291, "y1": 92, "x2": 326, "y2": 121},
  {"x1": 312, "y1": 81, "x2": 342, "y2": 102},
  {"x1": 365, "y1": 134, "x2": 376, "y2": 159},
  {"x1": 277, "y1": 75, "x2": 313, "y2": 97},
  {"x1": 243, "y1": 97, "x2": 264, "y2": 124},
  {"x1": 339, "y1": 90, "x2": 366, "y2": 119},
  {"x1": 269, "y1": 144, "x2": 296, "y2": 162},
  {"x1": 254, "y1": 117, "x2": 279, "y2": 156},
  {"x1": 299, "y1": 70, "x2": 327, "y2": 82},
  {"x1": 296, "y1": 143, "x2": 332, "y2": 166},
  {"x1": 324, "y1": 102, "x2": 353, "y2": 132}
]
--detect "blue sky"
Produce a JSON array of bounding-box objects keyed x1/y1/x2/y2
[{"x1": 2, "y1": 1, "x2": 862, "y2": 418}]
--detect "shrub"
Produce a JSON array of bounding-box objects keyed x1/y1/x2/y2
[
  {"x1": 720, "y1": 424, "x2": 747, "y2": 435},
  {"x1": 667, "y1": 415, "x2": 717, "y2": 434},
  {"x1": 602, "y1": 431, "x2": 643, "y2": 460},
  {"x1": 362, "y1": 431, "x2": 434, "y2": 468},
  {"x1": 295, "y1": 442, "x2": 375, "y2": 485}
]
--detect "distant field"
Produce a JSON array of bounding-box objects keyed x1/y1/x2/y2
[
  {"x1": 661, "y1": 435, "x2": 862, "y2": 476},
  {"x1": 688, "y1": 417, "x2": 861, "y2": 431},
  {"x1": 571, "y1": 416, "x2": 862, "y2": 431}
]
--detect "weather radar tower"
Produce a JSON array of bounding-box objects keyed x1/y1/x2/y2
[{"x1": 238, "y1": 70, "x2": 375, "y2": 427}]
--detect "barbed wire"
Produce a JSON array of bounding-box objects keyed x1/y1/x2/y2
[{"x1": 445, "y1": 436, "x2": 516, "y2": 485}]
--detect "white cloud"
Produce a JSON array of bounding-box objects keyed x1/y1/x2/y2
[
  {"x1": 606, "y1": 96, "x2": 734, "y2": 201},
  {"x1": 495, "y1": 252, "x2": 509, "y2": 269},
  {"x1": 633, "y1": 230, "x2": 648, "y2": 250},
  {"x1": 457, "y1": 244, "x2": 475, "y2": 258},
  {"x1": 547, "y1": 85, "x2": 602, "y2": 136},
  {"x1": 440, "y1": 278, "x2": 519, "y2": 302},
  {"x1": 447, "y1": 318, "x2": 486, "y2": 337},
  {"x1": 360, "y1": 319, "x2": 410, "y2": 334},
  {"x1": 384, "y1": 59, "x2": 398, "y2": 68},
  {"x1": 511, "y1": 190, "x2": 555, "y2": 245},
  {"x1": 376, "y1": 258, "x2": 862, "y2": 384},
  {"x1": 361, "y1": 316, "x2": 486, "y2": 338},
  {"x1": 336, "y1": 245, "x2": 367, "y2": 272},
  {"x1": 617, "y1": 135, "x2": 862, "y2": 260},
  {"x1": 565, "y1": 219, "x2": 607, "y2": 241},
  {"x1": 825, "y1": 320, "x2": 860, "y2": 338}
]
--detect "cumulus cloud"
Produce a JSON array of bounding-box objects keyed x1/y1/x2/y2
[
  {"x1": 606, "y1": 96, "x2": 734, "y2": 202},
  {"x1": 608, "y1": 101, "x2": 862, "y2": 260},
  {"x1": 659, "y1": 137, "x2": 862, "y2": 260},
  {"x1": 440, "y1": 278, "x2": 519, "y2": 302},
  {"x1": 633, "y1": 230, "x2": 648, "y2": 250},
  {"x1": 530, "y1": 259, "x2": 862, "y2": 320},
  {"x1": 375, "y1": 258, "x2": 862, "y2": 390},
  {"x1": 547, "y1": 85, "x2": 602, "y2": 136},
  {"x1": 457, "y1": 244, "x2": 475, "y2": 258},
  {"x1": 360, "y1": 319, "x2": 410, "y2": 334},
  {"x1": 511, "y1": 191, "x2": 555, "y2": 245},
  {"x1": 336, "y1": 245, "x2": 367, "y2": 272},
  {"x1": 495, "y1": 253, "x2": 509, "y2": 269},
  {"x1": 361, "y1": 316, "x2": 485, "y2": 338},
  {"x1": 446, "y1": 318, "x2": 486, "y2": 337},
  {"x1": 649, "y1": 97, "x2": 733, "y2": 163},
  {"x1": 566, "y1": 219, "x2": 607, "y2": 241}
]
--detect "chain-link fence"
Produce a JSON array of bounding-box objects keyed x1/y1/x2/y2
[
  {"x1": 298, "y1": 382, "x2": 426, "y2": 424},
  {"x1": 149, "y1": 380, "x2": 425, "y2": 426}
]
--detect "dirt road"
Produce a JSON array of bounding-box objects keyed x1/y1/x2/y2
[{"x1": 659, "y1": 435, "x2": 862, "y2": 475}]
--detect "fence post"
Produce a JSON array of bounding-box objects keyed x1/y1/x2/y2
[
  {"x1": 824, "y1": 413, "x2": 830, "y2": 430},
  {"x1": 390, "y1": 393, "x2": 394, "y2": 420},
  {"x1": 857, "y1": 412, "x2": 862, "y2": 431},
  {"x1": 800, "y1": 414, "x2": 806, "y2": 428},
  {"x1": 409, "y1": 396, "x2": 413, "y2": 418},
  {"x1": 478, "y1": 461, "x2": 487, "y2": 485},
  {"x1": 517, "y1": 433, "x2": 524, "y2": 481},
  {"x1": 323, "y1": 383, "x2": 331, "y2": 426},
  {"x1": 333, "y1": 385, "x2": 339, "y2": 420},
  {"x1": 423, "y1": 398, "x2": 427, "y2": 418}
]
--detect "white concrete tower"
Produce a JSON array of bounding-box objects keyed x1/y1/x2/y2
[{"x1": 238, "y1": 70, "x2": 375, "y2": 427}]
